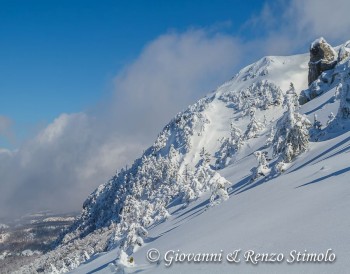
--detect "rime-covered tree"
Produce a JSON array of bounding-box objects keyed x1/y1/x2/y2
[
  {"x1": 251, "y1": 151, "x2": 270, "y2": 181},
  {"x1": 244, "y1": 109, "x2": 264, "y2": 139},
  {"x1": 114, "y1": 250, "x2": 134, "y2": 273},
  {"x1": 194, "y1": 160, "x2": 212, "y2": 193},
  {"x1": 327, "y1": 112, "x2": 335, "y2": 126},
  {"x1": 286, "y1": 82, "x2": 299, "y2": 109},
  {"x1": 265, "y1": 126, "x2": 275, "y2": 147},
  {"x1": 153, "y1": 131, "x2": 169, "y2": 153},
  {"x1": 310, "y1": 113, "x2": 323, "y2": 141},
  {"x1": 220, "y1": 80, "x2": 283, "y2": 112},
  {"x1": 181, "y1": 164, "x2": 197, "y2": 203},
  {"x1": 215, "y1": 123, "x2": 243, "y2": 168},
  {"x1": 209, "y1": 173, "x2": 230, "y2": 206},
  {"x1": 182, "y1": 164, "x2": 192, "y2": 183},
  {"x1": 273, "y1": 93, "x2": 311, "y2": 163},
  {"x1": 337, "y1": 75, "x2": 350, "y2": 118},
  {"x1": 263, "y1": 115, "x2": 268, "y2": 126},
  {"x1": 199, "y1": 147, "x2": 211, "y2": 165},
  {"x1": 313, "y1": 113, "x2": 322, "y2": 130},
  {"x1": 122, "y1": 222, "x2": 147, "y2": 252},
  {"x1": 230, "y1": 123, "x2": 244, "y2": 149},
  {"x1": 181, "y1": 149, "x2": 213, "y2": 203}
]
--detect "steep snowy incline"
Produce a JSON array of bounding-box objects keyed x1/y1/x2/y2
[
  {"x1": 183, "y1": 53, "x2": 308, "y2": 167},
  {"x1": 74, "y1": 150, "x2": 350, "y2": 274},
  {"x1": 212, "y1": 53, "x2": 308, "y2": 103}
]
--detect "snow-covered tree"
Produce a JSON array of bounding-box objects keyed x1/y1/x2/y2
[
  {"x1": 275, "y1": 160, "x2": 287, "y2": 173},
  {"x1": 230, "y1": 123, "x2": 244, "y2": 149},
  {"x1": 310, "y1": 113, "x2": 322, "y2": 141},
  {"x1": 199, "y1": 147, "x2": 211, "y2": 165},
  {"x1": 153, "y1": 131, "x2": 169, "y2": 153},
  {"x1": 49, "y1": 264, "x2": 60, "y2": 274},
  {"x1": 220, "y1": 80, "x2": 283, "y2": 111},
  {"x1": 114, "y1": 250, "x2": 134, "y2": 273},
  {"x1": 194, "y1": 160, "x2": 212, "y2": 193},
  {"x1": 251, "y1": 151, "x2": 271, "y2": 180},
  {"x1": 181, "y1": 164, "x2": 197, "y2": 204},
  {"x1": 263, "y1": 115, "x2": 268, "y2": 126},
  {"x1": 182, "y1": 164, "x2": 192, "y2": 183},
  {"x1": 273, "y1": 93, "x2": 311, "y2": 162},
  {"x1": 215, "y1": 123, "x2": 243, "y2": 169},
  {"x1": 283, "y1": 143, "x2": 294, "y2": 163},
  {"x1": 337, "y1": 75, "x2": 350, "y2": 118},
  {"x1": 155, "y1": 205, "x2": 170, "y2": 222},
  {"x1": 244, "y1": 109, "x2": 264, "y2": 139},
  {"x1": 153, "y1": 199, "x2": 170, "y2": 222},
  {"x1": 265, "y1": 126, "x2": 275, "y2": 147},
  {"x1": 327, "y1": 112, "x2": 335, "y2": 126},
  {"x1": 209, "y1": 173, "x2": 230, "y2": 206},
  {"x1": 313, "y1": 113, "x2": 322, "y2": 130},
  {"x1": 286, "y1": 82, "x2": 299, "y2": 109}
]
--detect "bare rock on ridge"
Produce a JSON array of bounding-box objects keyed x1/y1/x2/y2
[{"x1": 308, "y1": 37, "x2": 337, "y2": 85}]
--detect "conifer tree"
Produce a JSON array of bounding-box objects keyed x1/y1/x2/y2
[
  {"x1": 313, "y1": 113, "x2": 322, "y2": 130},
  {"x1": 215, "y1": 123, "x2": 243, "y2": 169},
  {"x1": 209, "y1": 173, "x2": 230, "y2": 206},
  {"x1": 327, "y1": 112, "x2": 335, "y2": 126},
  {"x1": 251, "y1": 151, "x2": 270, "y2": 180},
  {"x1": 244, "y1": 108, "x2": 264, "y2": 139},
  {"x1": 266, "y1": 126, "x2": 275, "y2": 147},
  {"x1": 273, "y1": 93, "x2": 311, "y2": 163},
  {"x1": 337, "y1": 75, "x2": 350, "y2": 118}
]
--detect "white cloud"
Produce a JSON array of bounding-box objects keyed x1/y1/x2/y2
[
  {"x1": 289, "y1": 0, "x2": 350, "y2": 42},
  {"x1": 244, "y1": 0, "x2": 350, "y2": 56},
  {"x1": 0, "y1": 112, "x2": 145, "y2": 217},
  {"x1": 111, "y1": 29, "x2": 244, "y2": 136}
]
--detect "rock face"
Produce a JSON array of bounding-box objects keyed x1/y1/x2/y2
[
  {"x1": 338, "y1": 41, "x2": 350, "y2": 63},
  {"x1": 308, "y1": 37, "x2": 337, "y2": 85},
  {"x1": 300, "y1": 39, "x2": 350, "y2": 105}
]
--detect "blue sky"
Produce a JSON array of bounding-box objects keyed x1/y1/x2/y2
[{"x1": 0, "y1": 0, "x2": 266, "y2": 148}]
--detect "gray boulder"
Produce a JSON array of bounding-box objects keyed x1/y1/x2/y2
[
  {"x1": 308, "y1": 37, "x2": 337, "y2": 85},
  {"x1": 338, "y1": 41, "x2": 350, "y2": 63}
]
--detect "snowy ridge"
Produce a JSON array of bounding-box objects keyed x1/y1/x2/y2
[{"x1": 18, "y1": 40, "x2": 350, "y2": 274}]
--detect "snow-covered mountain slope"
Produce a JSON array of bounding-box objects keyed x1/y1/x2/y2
[
  {"x1": 74, "y1": 135, "x2": 350, "y2": 274},
  {"x1": 18, "y1": 39, "x2": 350, "y2": 274}
]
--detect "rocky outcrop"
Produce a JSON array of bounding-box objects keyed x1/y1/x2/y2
[
  {"x1": 338, "y1": 41, "x2": 350, "y2": 63},
  {"x1": 308, "y1": 37, "x2": 337, "y2": 85}
]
